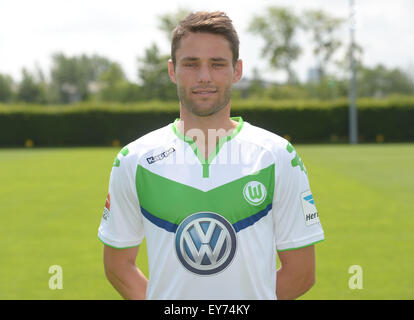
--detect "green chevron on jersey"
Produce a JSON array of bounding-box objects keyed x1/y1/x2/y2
[{"x1": 135, "y1": 163, "x2": 275, "y2": 227}]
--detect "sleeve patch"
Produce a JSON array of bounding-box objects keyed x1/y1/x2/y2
[{"x1": 301, "y1": 190, "x2": 319, "y2": 226}]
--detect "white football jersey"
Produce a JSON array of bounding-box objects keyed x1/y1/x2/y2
[{"x1": 98, "y1": 117, "x2": 324, "y2": 299}]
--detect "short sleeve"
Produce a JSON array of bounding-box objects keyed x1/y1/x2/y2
[
  {"x1": 273, "y1": 142, "x2": 324, "y2": 251},
  {"x1": 98, "y1": 149, "x2": 145, "y2": 248}
]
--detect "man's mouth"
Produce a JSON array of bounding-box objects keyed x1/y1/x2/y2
[{"x1": 192, "y1": 88, "x2": 218, "y2": 95}]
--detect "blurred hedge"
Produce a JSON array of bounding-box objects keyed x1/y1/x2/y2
[{"x1": 1, "y1": 96, "x2": 414, "y2": 147}]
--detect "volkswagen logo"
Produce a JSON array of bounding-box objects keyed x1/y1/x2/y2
[{"x1": 175, "y1": 212, "x2": 237, "y2": 276}]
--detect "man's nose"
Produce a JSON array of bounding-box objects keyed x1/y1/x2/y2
[{"x1": 197, "y1": 64, "x2": 212, "y2": 83}]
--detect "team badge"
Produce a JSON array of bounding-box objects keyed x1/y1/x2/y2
[
  {"x1": 243, "y1": 181, "x2": 267, "y2": 206},
  {"x1": 175, "y1": 212, "x2": 237, "y2": 276}
]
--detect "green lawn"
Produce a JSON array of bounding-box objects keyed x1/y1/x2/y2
[{"x1": 0, "y1": 144, "x2": 413, "y2": 299}]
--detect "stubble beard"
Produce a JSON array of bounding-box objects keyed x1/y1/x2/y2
[{"x1": 177, "y1": 84, "x2": 233, "y2": 117}]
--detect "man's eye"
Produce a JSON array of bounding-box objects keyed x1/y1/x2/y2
[
  {"x1": 213, "y1": 64, "x2": 225, "y2": 68},
  {"x1": 184, "y1": 63, "x2": 197, "y2": 67}
]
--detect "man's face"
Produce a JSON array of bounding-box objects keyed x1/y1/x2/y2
[{"x1": 168, "y1": 32, "x2": 242, "y2": 117}]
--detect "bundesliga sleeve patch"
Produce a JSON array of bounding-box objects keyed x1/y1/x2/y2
[
  {"x1": 103, "y1": 193, "x2": 111, "y2": 221},
  {"x1": 301, "y1": 190, "x2": 319, "y2": 226}
]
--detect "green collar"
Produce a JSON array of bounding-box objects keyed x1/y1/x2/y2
[{"x1": 172, "y1": 117, "x2": 244, "y2": 178}]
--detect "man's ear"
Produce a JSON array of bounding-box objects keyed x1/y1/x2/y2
[
  {"x1": 232, "y1": 59, "x2": 243, "y2": 84},
  {"x1": 168, "y1": 59, "x2": 177, "y2": 84}
]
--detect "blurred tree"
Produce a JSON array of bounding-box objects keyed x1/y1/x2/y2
[
  {"x1": 248, "y1": 6, "x2": 302, "y2": 84},
  {"x1": 157, "y1": 7, "x2": 191, "y2": 42},
  {"x1": 334, "y1": 40, "x2": 364, "y2": 81},
  {"x1": 305, "y1": 75, "x2": 348, "y2": 100},
  {"x1": 329, "y1": 41, "x2": 364, "y2": 100},
  {"x1": 302, "y1": 9, "x2": 345, "y2": 82},
  {"x1": 137, "y1": 43, "x2": 177, "y2": 101},
  {"x1": 97, "y1": 62, "x2": 144, "y2": 102},
  {"x1": 50, "y1": 53, "x2": 113, "y2": 103},
  {"x1": 263, "y1": 83, "x2": 309, "y2": 100},
  {"x1": 0, "y1": 73, "x2": 14, "y2": 102},
  {"x1": 357, "y1": 64, "x2": 414, "y2": 97},
  {"x1": 98, "y1": 62, "x2": 126, "y2": 87},
  {"x1": 407, "y1": 63, "x2": 414, "y2": 84},
  {"x1": 17, "y1": 68, "x2": 48, "y2": 103},
  {"x1": 246, "y1": 68, "x2": 266, "y2": 98}
]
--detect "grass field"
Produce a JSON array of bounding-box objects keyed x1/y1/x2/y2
[{"x1": 0, "y1": 144, "x2": 413, "y2": 299}]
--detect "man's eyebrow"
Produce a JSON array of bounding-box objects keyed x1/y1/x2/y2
[
  {"x1": 210, "y1": 57, "x2": 228, "y2": 62},
  {"x1": 181, "y1": 57, "x2": 199, "y2": 61},
  {"x1": 180, "y1": 57, "x2": 229, "y2": 62}
]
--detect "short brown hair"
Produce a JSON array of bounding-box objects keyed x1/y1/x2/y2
[{"x1": 171, "y1": 11, "x2": 240, "y2": 67}]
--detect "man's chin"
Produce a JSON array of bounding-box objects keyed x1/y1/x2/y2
[
  {"x1": 187, "y1": 103, "x2": 228, "y2": 117},
  {"x1": 181, "y1": 97, "x2": 231, "y2": 117}
]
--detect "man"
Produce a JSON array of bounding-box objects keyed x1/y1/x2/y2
[{"x1": 98, "y1": 11, "x2": 324, "y2": 300}]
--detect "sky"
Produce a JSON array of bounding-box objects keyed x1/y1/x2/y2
[{"x1": 1, "y1": 0, "x2": 414, "y2": 83}]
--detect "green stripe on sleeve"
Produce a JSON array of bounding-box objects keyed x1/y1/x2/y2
[{"x1": 276, "y1": 239, "x2": 325, "y2": 252}]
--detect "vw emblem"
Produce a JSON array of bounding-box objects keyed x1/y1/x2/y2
[{"x1": 175, "y1": 212, "x2": 237, "y2": 276}]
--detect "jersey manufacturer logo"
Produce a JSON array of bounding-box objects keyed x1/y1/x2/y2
[
  {"x1": 175, "y1": 212, "x2": 237, "y2": 276},
  {"x1": 243, "y1": 181, "x2": 267, "y2": 206},
  {"x1": 146, "y1": 147, "x2": 175, "y2": 164}
]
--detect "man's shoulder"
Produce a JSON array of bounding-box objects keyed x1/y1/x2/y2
[
  {"x1": 112, "y1": 123, "x2": 175, "y2": 168},
  {"x1": 124, "y1": 123, "x2": 175, "y2": 155},
  {"x1": 238, "y1": 121, "x2": 290, "y2": 154},
  {"x1": 239, "y1": 121, "x2": 307, "y2": 176}
]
